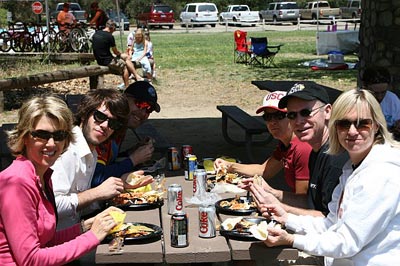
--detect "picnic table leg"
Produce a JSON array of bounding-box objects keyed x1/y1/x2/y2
[{"x1": 221, "y1": 114, "x2": 245, "y2": 146}]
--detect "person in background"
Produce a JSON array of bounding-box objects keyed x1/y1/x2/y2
[
  {"x1": 262, "y1": 89, "x2": 400, "y2": 266},
  {"x1": 144, "y1": 30, "x2": 157, "y2": 79},
  {"x1": 89, "y1": 2, "x2": 108, "y2": 30},
  {"x1": 92, "y1": 20, "x2": 142, "y2": 89},
  {"x1": 57, "y1": 2, "x2": 77, "y2": 32},
  {"x1": 214, "y1": 91, "x2": 312, "y2": 195},
  {"x1": 127, "y1": 28, "x2": 152, "y2": 81},
  {"x1": 0, "y1": 95, "x2": 122, "y2": 265},
  {"x1": 251, "y1": 83, "x2": 348, "y2": 217},
  {"x1": 92, "y1": 81, "x2": 161, "y2": 188},
  {"x1": 361, "y1": 66, "x2": 400, "y2": 139}
]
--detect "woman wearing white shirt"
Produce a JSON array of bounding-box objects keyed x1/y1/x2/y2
[{"x1": 254, "y1": 89, "x2": 400, "y2": 266}]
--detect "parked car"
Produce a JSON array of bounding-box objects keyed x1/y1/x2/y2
[
  {"x1": 136, "y1": 4, "x2": 175, "y2": 29},
  {"x1": 219, "y1": 5, "x2": 259, "y2": 26},
  {"x1": 300, "y1": 1, "x2": 341, "y2": 21},
  {"x1": 180, "y1": 2, "x2": 218, "y2": 27},
  {"x1": 340, "y1": 0, "x2": 361, "y2": 19},
  {"x1": 259, "y1": 2, "x2": 300, "y2": 25},
  {"x1": 107, "y1": 10, "x2": 130, "y2": 31}
]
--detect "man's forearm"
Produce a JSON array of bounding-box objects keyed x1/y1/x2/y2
[{"x1": 76, "y1": 188, "x2": 100, "y2": 211}]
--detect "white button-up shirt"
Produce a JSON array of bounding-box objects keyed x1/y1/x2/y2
[{"x1": 51, "y1": 126, "x2": 97, "y2": 230}]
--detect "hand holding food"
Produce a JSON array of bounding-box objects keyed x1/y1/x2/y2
[
  {"x1": 90, "y1": 207, "x2": 124, "y2": 241},
  {"x1": 123, "y1": 171, "x2": 154, "y2": 190}
]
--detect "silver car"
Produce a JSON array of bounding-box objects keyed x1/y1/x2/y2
[{"x1": 259, "y1": 2, "x2": 300, "y2": 25}]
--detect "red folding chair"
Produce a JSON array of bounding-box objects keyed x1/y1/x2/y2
[{"x1": 234, "y1": 30, "x2": 251, "y2": 64}]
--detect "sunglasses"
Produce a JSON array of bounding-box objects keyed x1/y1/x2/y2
[
  {"x1": 135, "y1": 101, "x2": 154, "y2": 114},
  {"x1": 262, "y1": 112, "x2": 287, "y2": 121},
  {"x1": 287, "y1": 105, "x2": 326, "y2": 120},
  {"x1": 31, "y1": 130, "x2": 69, "y2": 142},
  {"x1": 335, "y1": 119, "x2": 373, "y2": 131},
  {"x1": 93, "y1": 110, "x2": 123, "y2": 131}
]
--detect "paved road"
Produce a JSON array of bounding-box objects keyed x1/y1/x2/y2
[{"x1": 121, "y1": 20, "x2": 359, "y2": 34}]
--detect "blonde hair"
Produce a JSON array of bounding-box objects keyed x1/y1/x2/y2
[
  {"x1": 328, "y1": 89, "x2": 399, "y2": 154},
  {"x1": 135, "y1": 28, "x2": 145, "y2": 45},
  {"x1": 7, "y1": 95, "x2": 74, "y2": 157}
]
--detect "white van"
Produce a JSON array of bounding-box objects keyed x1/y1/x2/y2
[{"x1": 180, "y1": 2, "x2": 218, "y2": 27}]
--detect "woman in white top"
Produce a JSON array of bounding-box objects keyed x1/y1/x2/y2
[
  {"x1": 258, "y1": 89, "x2": 400, "y2": 266},
  {"x1": 127, "y1": 28, "x2": 152, "y2": 81}
]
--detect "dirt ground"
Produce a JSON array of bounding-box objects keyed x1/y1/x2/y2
[{"x1": 1, "y1": 67, "x2": 290, "y2": 189}]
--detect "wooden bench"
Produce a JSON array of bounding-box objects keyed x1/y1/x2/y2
[{"x1": 217, "y1": 105, "x2": 273, "y2": 162}]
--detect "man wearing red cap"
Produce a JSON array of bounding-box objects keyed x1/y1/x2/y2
[
  {"x1": 214, "y1": 91, "x2": 312, "y2": 194},
  {"x1": 92, "y1": 81, "x2": 161, "y2": 188}
]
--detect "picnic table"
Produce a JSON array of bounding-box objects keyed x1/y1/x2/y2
[{"x1": 95, "y1": 174, "x2": 303, "y2": 265}]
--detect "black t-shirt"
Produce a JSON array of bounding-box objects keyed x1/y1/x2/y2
[
  {"x1": 307, "y1": 141, "x2": 349, "y2": 215},
  {"x1": 92, "y1": 30, "x2": 115, "y2": 66}
]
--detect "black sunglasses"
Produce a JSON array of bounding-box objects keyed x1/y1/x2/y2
[
  {"x1": 287, "y1": 105, "x2": 326, "y2": 120},
  {"x1": 262, "y1": 112, "x2": 287, "y2": 121},
  {"x1": 335, "y1": 119, "x2": 373, "y2": 131},
  {"x1": 31, "y1": 130, "x2": 69, "y2": 142},
  {"x1": 93, "y1": 110, "x2": 123, "y2": 131}
]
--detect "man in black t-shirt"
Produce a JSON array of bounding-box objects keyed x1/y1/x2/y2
[
  {"x1": 92, "y1": 20, "x2": 142, "y2": 89},
  {"x1": 251, "y1": 82, "x2": 348, "y2": 217}
]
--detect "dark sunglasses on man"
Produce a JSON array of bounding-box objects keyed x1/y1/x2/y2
[
  {"x1": 286, "y1": 105, "x2": 326, "y2": 120},
  {"x1": 93, "y1": 110, "x2": 123, "y2": 131}
]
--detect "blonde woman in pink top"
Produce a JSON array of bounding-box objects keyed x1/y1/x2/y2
[{"x1": 0, "y1": 95, "x2": 123, "y2": 266}]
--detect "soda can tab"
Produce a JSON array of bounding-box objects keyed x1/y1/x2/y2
[
  {"x1": 171, "y1": 211, "x2": 189, "y2": 247},
  {"x1": 168, "y1": 184, "x2": 183, "y2": 215},
  {"x1": 168, "y1": 147, "x2": 180, "y2": 171},
  {"x1": 198, "y1": 205, "x2": 216, "y2": 238},
  {"x1": 184, "y1": 154, "x2": 197, "y2": 181},
  {"x1": 193, "y1": 169, "x2": 207, "y2": 197}
]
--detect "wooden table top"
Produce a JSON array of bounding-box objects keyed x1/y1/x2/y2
[{"x1": 96, "y1": 175, "x2": 299, "y2": 264}]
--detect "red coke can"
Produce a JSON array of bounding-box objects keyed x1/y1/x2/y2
[
  {"x1": 181, "y1": 145, "x2": 193, "y2": 166},
  {"x1": 198, "y1": 205, "x2": 216, "y2": 238}
]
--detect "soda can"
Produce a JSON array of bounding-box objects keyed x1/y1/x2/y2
[
  {"x1": 198, "y1": 205, "x2": 216, "y2": 238},
  {"x1": 184, "y1": 155, "x2": 197, "y2": 181},
  {"x1": 171, "y1": 211, "x2": 189, "y2": 247},
  {"x1": 168, "y1": 184, "x2": 183, "y2": 215},
  {"x1": 181, "y1": 145, "x2": 193, "y2": 166},
  {"x1": 193, "y1": 169, "x2": 207, "y2": 196},
  {"x1": 168, "y1": 147, "x2": 180, "y2": 171}
]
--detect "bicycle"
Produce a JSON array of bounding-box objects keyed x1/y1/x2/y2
[{"x1": 69, "y1": 22, "x2": 96, "y2": 53}]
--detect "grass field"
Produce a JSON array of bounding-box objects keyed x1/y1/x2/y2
[{"x1": 1, "y1": 29, "x2": 359, "y2": 89}]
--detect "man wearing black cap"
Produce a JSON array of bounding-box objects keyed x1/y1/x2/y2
[
  {"x1": 92, "y1": 81, "x2": 161, "y2": 188},
  {"x1": 252, "y1": 82, "x2": 348, "y2": 217}
]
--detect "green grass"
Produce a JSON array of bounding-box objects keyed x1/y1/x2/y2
[{"x1": 1, "y1": 29, "x2": 359, "y2": 89}]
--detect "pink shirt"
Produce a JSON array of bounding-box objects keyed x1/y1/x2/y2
[
  {"x1": 272, "y1": 136, "x2": 312, "y2": 192},
  {"x1": 0, "y1": 156, "x2": 99, "y2": 266}
]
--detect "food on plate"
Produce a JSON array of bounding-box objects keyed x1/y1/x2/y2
[
  {"x1": 218, "y1": 196, "x2": 257, "y2": 210},
  {"x1": 213, "y1": 172, "x2": 242, "y2": 184},
  {"x1": 110, "y1": 190, "x2": 164, "y2": 206},
  {"x1": 221, "y1": 217, "x2": 244, "y2": 230},
  {"x1": 109, "y1": 211, "x2": 127, "y2": 234},
  {"x1": 110, "y1": 223, "x2": 155, "y2": 238},
  {"x1": 253, "y1": 174, "x2": 263, "y2": 186},
  {"x1": 203, "y1": 158, "x2": 215, "y2": 173}
]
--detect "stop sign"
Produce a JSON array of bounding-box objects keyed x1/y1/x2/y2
[{"x1": 32, "y1": 1, "x2": 43, "y2": 15}]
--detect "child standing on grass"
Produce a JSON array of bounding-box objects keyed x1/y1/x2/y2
[{"x1": 145, "y1": 30, "x2": 156, "y2": 79}]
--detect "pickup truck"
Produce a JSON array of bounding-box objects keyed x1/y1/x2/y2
[
  {"x1": 300, "y1": 1, "x2": 341, "y2": 21},
  {"x1": 340, "y1": 0, "x2": 361, "y2": 19},
  {"x1": 219, "y1": 5, "x2": 259, "y2": 26},
  {"x1": 51, "y1": 3, "x2": 87, "y2": 23}
]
